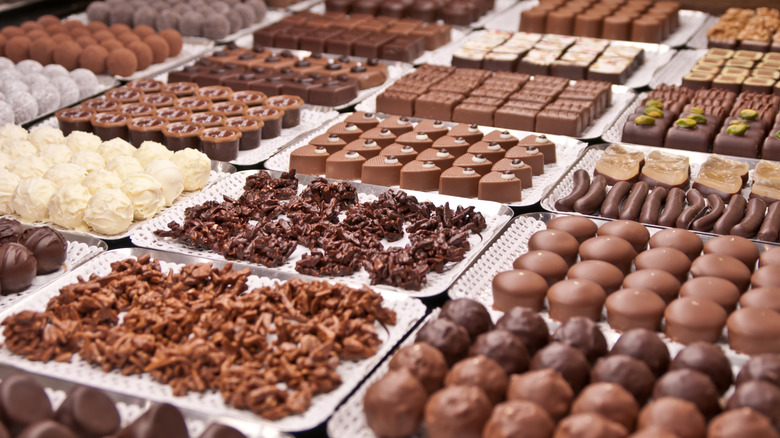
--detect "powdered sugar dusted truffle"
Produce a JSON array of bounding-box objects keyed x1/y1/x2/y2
[
  {"x1": 86, "y1": 1, "x2": 111, "y2": 23},
  {"x1": 37, "y1": 142, "x2": 72, "y2": 165},
  {"x1": 69, "y1": 68, "x2": 99, "y2": 99},
  {"x1": 134, "y1": 140, "x2": 172, "y2": 166},
  {"x1": 232, "y1": 3, "x2": 257, "y2": 27},
  {"x1": 82, "y1": 168, "x2": 121, "y2": 194},
  {"x1": 50, "y1": 76, "x2": 80, "y2": 105},
  {"x1": 0, "y1": 102, "x2": 13, "y2": 127},
  {"x1": 7, "y1": 91, "x2": 38, "y2": 123},
  {"x1": 66, "y1": 131, "x2": 101, "y2": 153},
  {"x1": 100, "y1": 137, "x2": 136, "y2": 162},
  {"x1": 0, "y1": 57, "x2": 15, "y2": 70},
  {"x1": 70, "y1": 150, "x2": 105, "y2": 173},
  {"x1": 133, "y1": 7, "x2": 157, "y2": 28},
  {"x1": 7, "y1": 156, "x2": 49, "y2": 179},
  {"x1": 42, "y1": 64, "x2": 70, "y2": 78},
  {"x1": 180, "y1": 12, "x2": 204, "y2": 37},
  {"x1": 0, "y1": 169, "x2": 20, "y2": 214},
  {"x1": 48, "y1": 184, "x2": 91, "y2": 230},
  {"x1": 29, "y1": 126, "x2": 65, "y2": 147},
  {"x1": 15, "y1": 59, "x2": 43, "y2": 75},
  {"x1": 245, "y1": 0, "x2": 267, "y2": 21},
  {"x1": 202, "y1": 15, "x2": 230, "y2": 40},
  {"x1": 109, "y1": 3, "x2": 134, "y2": 26},
  {"x1": 155, "y1": 10, "x2": 180, "y2": 31},
  {"x1": 171, "y1": 148, "x2": 210, "y2": 191},
  {"x1": 11, "y1": 177, "x2": 57, "y2": 222},
  {"x1": 31, "y1": 84, "x2": 60, "y2": 114},
  {"x1": 23, "y1": 72, "x2": 49, "y2": 88}
]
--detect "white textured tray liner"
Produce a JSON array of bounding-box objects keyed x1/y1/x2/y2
[
  {"x1": 649, "y1": 49, "x2": 708, "y2": 89},
  {"x1": 0, "y1": 250, "x2": 426, "y2": 433},
  {"x1": 687, "y1": 14, "x2": 721, "y2": 50},
  {"x1": 602, "y1": 91, "x2": 644, "y2": 143},
  {"x1": 265, "y1": 113, "x2": 587, "y2": 207},
  {"x1": 131, "y1": 170, "x2": 512, "y2": 298}
]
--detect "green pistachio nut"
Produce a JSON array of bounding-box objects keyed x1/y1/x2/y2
[
  {"x1": 727, "y1": 123, "x2": 749, "y2": 135},
  {"x1": 690, "y1": 107, "x2": 705, "y2": 114},
  {"x1": 646, "y1": 99, "x2": 664, "y2": 109},
  {"x1": 635, "y1": 115, "x2": 656, "y2": 125},
  {"x1": 676, "y1": 118, "x2": 697, "y2": 128},
  {"x1": 739, "y1": 109, "x2": 758, "y2": 120},
  {"x1": 776, "y1": 129, "x2": 780, "y2": 140},
  {"x1": 644, "y1": 107, "x2": 664, "y2": 118},
  {"x1": 687, "y1": 114, "x2": 707, "y2": 124}
]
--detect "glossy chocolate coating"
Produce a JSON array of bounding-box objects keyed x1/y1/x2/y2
[
  {"x1": 507, "y1": 369, "x2": 573, "y2": 421},
  {"x1": 0, "y1": 243, "x2": 37, "y2": 294},
  {"x1": 555, "y1": 412, "x2": 629, "y2": 438},
  {"x1": 54, "y1": 386, "x2": 120, "y2": 437},
  {"x1": 495, "y1": 307, "x2": 550, "y2": 356},
  {"x1": 610, "y1": 328, "x2": 670, "y2": 377},
  {"x1": 707, "y1": 408, "x2": 779, "y2": 438},
  {"x1": 597, "y1": 220, "x2": 650, "y2": 253},
  {"x1": 553, "y1": 317, "x2": 608, "y2": 364},
  {"x1": 653, "y1": 369, "x2": 722, "y2": 419},
  {"x1": 492, "y1": 269, "x2": 548, "y2": 312},
  {"x1": 579, "y1": 235, "x2": 637, "y2": 274},
  {"x1": 703, "y1": 235, "x2": 759, "y2": 271},
  {"x1": 546, "y1": 216, "x2": 598, "y2": 244},
  {"x1": 482, "y1": 400, "x2": 554, "y2": 438},
  {"x1": 0, "y1": 374, "x2": 52, "y2": 431},
  {"x1": 530, "y1": 342, "x2": 591, "y2": 394},
  {"x1": 634, "y1": 247, "x2": 691, "y2": 283},
  {"x1": 726, "y1": 381, "x2": 780, "y2": 431},
  {"x1": 567, "y1": 260, "x2": 624, "y2": 294},
  {"x1": 591, "y1": 355, "x2": 655, "y2": 404},
  {"x1": 649, "y1": 228, "x2": 703, "y2": 261},
  {"x1": 680, "y1": 277, "x2": 740, "y2": 313},
  {"x1": 637, "y1": 397, "x2": 707, "y2": 438},
  {"x1": 445, "y1": 355, "x2": 508, "y2": 405},
  {"x1": 0, "y1": 218, "x2": 23, "y2": 244},
  {"x1": 364, "y1": 368, "x2": 427, "y2": 438},
  {"x1": 114, "y1": 403, "x2": 188, "y2": 438},
  {"x1": 606, "y1": 287, "x2": 666, "y2": 333},
  {"x1": 17, "y1": 421, "x2": 76, "y2": 438},
  {"x1": 572, "y1": 383, "x2": 638, "y2": 431},
  {"x1": 528, "y1": 229, "x2": 579, "y2": 265},
  {"x1": 415, "y1": 318, "x2": 471, "y2": 366},
  {"x1": 512, "y1": 250, "x2": 568, "y2": 286},
  {"x1": 669, "y1": 342, "x2": 733, "y2": 394},
  {"x1": 470, "y1": 329, "x2": 529, "y2": 376},
  {"x1": 547, "y1": 279, "x2": 606, "y2": 323},
  {"x1": 424, "y1": 385, "x2": 492, "y2": 438},
  {"x1": 20, "y1": 227, "x2": 67, "y2": 275},
  {"x1": 388, "y1": 342, "x2": 448, "y2": 394},
  {"x1": 440, "y1": 298, "x2": 493, "y2": 340},
  {"x1": 737, "y1": 354, "x2": 780, "y2": 388},
  {"x1": 727, "y1": 307, "x2": 780, "y2": 355}
]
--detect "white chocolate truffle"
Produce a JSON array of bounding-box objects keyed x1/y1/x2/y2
[
  {"x1": 0, "y1": 138, "x2": 37, "y2": 159},
  {"x1": 0, "y1": 151, "x2": 11, "y2": 169},
  {"x1": 0, "y1": 169, "x2": 20, "y2": 214},
  {"x1": 106, "y1": 156, "x2": 144, "y2": 180},
  {"x1": 0, "y1": 124, "x2": 28, "y2": 141},
  {"x1": 134, "y1": 141, "x2": 173, "y2": 167},
  {"x1": 7, "y1": 156, "x2": 49, "y2": 179},
  {"x1": 70, "y1": 150, "x2": 105, "y2": 173},
  {"x1": 10, "y1": 177, "x2": 56, "y2": 222},
  {"x1": 121, "y1": 173, "x2": 165, "y2": 220},
  {"x1": 171, "y1": 148, "x2": 210, "y2": 191},
  {"x1": 66, "y1": 131, "x2": 101, "y2": 153},
  {"x1": 100, "y1": 138, "x2": 136, "y2": 162},
  {"x1": 144, "y1": 159, "x2": 183, "y2": 206},
  {"x1": 82, "y1": 169, "x2": 122, "y2": 195},
  {"x1": 44, "y1": 163, "x2": 87, "y2": 186},
  {"x1": 29, "y1": 126, "x2": 65, "y2": 147},
  {"x1": 84, "y1": 188, "x2": 134, "y2": 235},
  {"x1": 49, "y1": 184, "x2": 91, "y2": 230},
  {"x1": 37, "y1": 143, "x2": 73, "y2": 165}
]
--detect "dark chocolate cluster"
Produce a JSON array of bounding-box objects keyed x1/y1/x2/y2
[
  {"x1": 0, "y1": 219, "x2": 67, "y2": 294},
  {"x1": 155, "y1": 170, "x2": 486, "y2": 290},
  {"x1": 707, "y1": 7, "x2": 780, "y2": 52}
]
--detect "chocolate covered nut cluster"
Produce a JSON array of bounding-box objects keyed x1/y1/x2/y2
[
  {"x1": 707, "y1": 7, "x2": 780, "y2": 52},
  {"x1": 2, "y1": 255, "x2": 396, "y2": 419}
]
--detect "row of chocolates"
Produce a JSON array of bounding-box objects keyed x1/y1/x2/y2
[
  {"x1": 324, "y1": 0, "x2": 495, "y2": 25},
  {"x1": 682, "y1": 48, "x2": 780, "y2": 95},
  {"x1": 707, "y1": 7, "x2": 780, "y2": 52}
]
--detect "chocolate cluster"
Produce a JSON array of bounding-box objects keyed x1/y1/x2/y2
[
  {"x1": 0, "y1": 16, "x2": 183, "y2": 77},
  {"x1": 2, "y1": 255, "x2": 396, "y2": 419},
  {"x1": 86, "y1": 0, "x2": 267, "y2": 40},
  {"x1": 707, "y1": 7, "x2": 780, "y2": 52},
  {"x1": 520, "y1": 0, "x2": 680, "y2": 44},
  {"x1": 155, "y1": 170, "x2": 486, "y2": 289},
  {"x1": 254, "y1": 11, "x2": 452, "y2": 63},
  {"x1": 325, "y1": 0, "x2": 494, "y2": 25},
  {"x1": 682, "y1": 49, "x2": 780, "y2": 95},
  {"x1": 289, "y1": 112, "x2": 558, "y2": 203},
  {"x1": 0, "y1": 220, "x2": 67, "y2": 294},
  {"x1": 453, "y1": 31, "x2": 644, "y2": 84},
  {"x1": 376, "y1": 65, "x2": 612, "y2": 137},
  {"x1": 365, "y1": 298, "x2": 780, "y2": 437}
]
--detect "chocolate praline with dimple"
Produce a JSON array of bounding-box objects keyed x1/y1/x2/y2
[
  {"x1": 527, "y1": 229, "x2": 579, "y2": 265},
  {"x1": 572, "y1": 383, "x2": 639, "y2": 431},
  {"x1": 440, "y1": 298, "x2": 493, "y2": 341},
  {"x1": 579, "y1": 235, "x2": 637, "y2": 274},
  {"x1": 567, "y1": 260, "x2": 624, "y2": 294},
  {"x1": 597, "y1": 220, "x2": 650, "y2": 253},
  {"x1": 512, "y1": 250, "x2": 568, "y2": 286},
  {"x1": 364, "y1": 369, "x2": 427, "y2": 438},
  {"x1": 591, "y1": 355, "x2": 656, "y2": 404},
  {"x1": 669, "y1": 342, "x2": 733, "y2": 394},
  {"x1": 470, "y1": 329, "x2": 530, "y2": 376},
  {"x1": 634, "y1": 247, "x2": 691, "y2": 283},
  {"x1": 726, "y1": 380, "x2": 780, "y2": 431},
  {"x1": 737, "y1": 354, "x2": 780, "y2": 388},
  {"x1": 507, "y1": 369, "x2": 573, "y2": 421},
  {"x1": 649, "y1": 228, "x2": 703, "y2": 261},
  {"x1": 610, "y1": 328, "x2": 670, "y2": 377},
  {"x1": 495, "y1": 307, "x2": 550, "y2": 356},
  {"x1": 703, "y1": 235, "x2": 759, "y2": 271},
  {"x1": 388, "y1": 342, "x2": 448, "y2": 394},
  {"x1": 653, "y1": 369, "x2": 722, "y2": 419},
  {"x1": 707, "y1": 408, "x2": 779, "y2": 438},
  {"x1": 637, "y1": 397, "x2": 707, "y2": 438},
  {"x1": 445, "y1": 355, "x2": 508, "y2": 405},
  {"x1": 415, "y1": 318, "x2": 471, "y2": 366},
  {"x1": 530, "y1": 342, "x2": 591, "y2": 394},
  {"x1": 553, "y1": 316, "x2": 608, "y2": 364},
  {"x1": 424, "y1": 385, "x2": 492, "y2": 438},
  {"x1": 546, "y1": 216, "x2": 598, "y2": 244}
]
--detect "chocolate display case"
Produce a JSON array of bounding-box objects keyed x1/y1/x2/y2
[
  {"x1": 131, "y1": 169, "x2": 513, "y2": 298},
  {"x1": 0, "y1": 247, "x2": 426, "y2": 433}
]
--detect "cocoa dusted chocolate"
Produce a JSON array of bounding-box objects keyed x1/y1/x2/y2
[
  {"x1": 507, "y1": 369, "x2": 573, "y2": 421},
  {"x1": 388, "y1": 343, "x2": 448, "y2": 394}
]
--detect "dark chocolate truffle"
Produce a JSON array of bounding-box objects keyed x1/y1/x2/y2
[
  {"x1": 553, "y1": 317, "x2": 608, "y2": 363},
  {"x1": 415, "y1": 318, "x2": 471, "y2": 366},
  {"x1": 0, "y1": 219, "x2": 23, "y2": 243},
  {"x1": 513, "y1": 250, "x2": 568, "y2": 286},
  {"x1": 554, "y1": 412, "x2": 629, "y2": 438},
  {"x1": 364, "y1": 368, "x2": 427, "y2": 438},
  {"x1": 445, "y1": 355, "x2": 508, "y2": 404},
  {"x1": 482, "y1": 400, "x2": 555, "y2": 438},
  {"x1": 528, "y1": 229, "x2": 580, "y2": 265},
  {"x1": 726, "y1": 380, "x2": 780, "y2": 431},
  {"x1": 546, "y1": 216, "x2": 598, "y2": 244},
  {"x1": 531, "y1": 342, "x2": 591, "y2": 394},
  {"x1": 17, "y1": 421, "x2": 76, "y2": 438},
  {"x1": 708, "y1": 408, "x2": 779, "y2": 438},
  {"x1": 572, "y1": 383, "x2": 639, "y2": 430},
  {"x1": 591, "y1": 355, "x2": 656, "y2": 404},
  {"x1": 0, "y1": 243, "x2": 37, "y2": 294},
  {"x1": 653, "y1": 369, "x2": 721, "y2": 419},
  {"x1": 424, "y1": 385, "x2": 492, "y2": 438},
  {"x1": 637, "y1": 397, "x2": 707, "y2": 438},
  {"x1": 610, "y1": 328, "x2": 670, "y2": 377},
  {"x1": 495, "y1": 307, "x2": 550, "y2": 356},
  {"x1": 440, "y1": 298, "x2": 493, "y2": 340},
  {"x1": 669, "y1": 342, "x2": 733, "y2": 395},
  {"x1": 567, "y1": 260, "x2": 624, "y2": 294},
  {"x1": 0, "y1": 373, "x2": 53, "y2": 430},
  {"x1": 114, "y1": 403, "x2": 187, "y2": 438},
  {"x1": 388, "y1": 342, "x2": 448, "y2": 394},
  {"x1": 649, "y1": 228, "x2": 703, "y2": 261},
  {"x1": 53, "y1": 386, "x2": 120, "y2": 437},
  {"x1": 507, "y1": 369, "x2": 573, "y2": 421},
  {"x1": 737, "y1": 354, "x2": 780, "y2": 388},
  {"x1": 20, "y1": 227, "x2": 66, "y2": 274},
  {"x1": 470, "y1": 329, "x2": 529, "y2": 375},
  {"x1": 703, "y1": 235, "x2": 759, "y2": 271},
  {"x1": 597, "y1": 220, "x2": 650, "y2": 253}
]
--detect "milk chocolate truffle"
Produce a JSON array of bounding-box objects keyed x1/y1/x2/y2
[
  {"x1": 669, "y1": 342, "x2": 733, "y2": 395},
  {"x1": 364, "y1": 368, "x2": 427, "y2": 438},
  {"x1": 665, "y1": 295, "x2": 727, "y2": 345},
  {"x1": 752, "y1": 266, "x2": 780, "y2": 289},
  {"x1": 0, "y1": 243, "x2": 37, "y2": 294},
  {"x1": 483, "y1": 400, "x2": 555, "y2": 438},
  {"x1": 606, "y1": 288, "x2": 666, "y2": 332},
  {"x1": 53, "y1": 40, "x2": 82, "y2": 71},
  {"x1": 528, "y1": 229, "x2": 579, "y2": 265},
  {"x1": 492, "y1": 269, "x2": 548, "y2": 312},
  {"x1": 761, "y1": 247, "x2": 780, "y2": 268},
  {"x1": 572, "y1": 383, "x2": 638, "y2": 430},
  {"x1": 637, "y1": 397, "x2": 707, "y2": 438},
  {"x1": 690, "y1": 254, "x2": 752, "y2": 292},
  {"x1": 415, "y1": 318, "x2": 471, "y2": 366},
  {"x1": 495, "y1": 307, "x2": 550, "y2": 356},
  {"x1": 513, "y1": 250, "x2": 568, "y2": 286},
  {"x1": 0, "y1": 218, "x2": 23, "y2": 244},
  {"x1": 610, "y1": 328, "x2": 670, "y2": 377},
  {"x1": 114, "y1": 403, "x2": 187, "y2": 438},
  {"x1": 531, "y1": 342, "x2": 591, "y2": 394},
  {"x1": 79, "y1": 45, "x2": 108, "y2": 74},
  {"x1": 20, "y1": 227, "x2": 67, "y2": 274},
  {"x1": 389, "y1": 342, "x2": 448, "y2": 394},
  {"x1": 579, "y1": 236, "x2": 637, "y2": 274},
  {"x1": 704, "y1": 235, "x2": 759, "y2": 271},
  {"x1": 5, "y1": 36, "x2": 31, "y2": 63},
  {"x1": 597, "y1": 220, "x2": 650, "y2": 253},
  {"x1": 567, "y1": 260, "x2": 624, "y2": 294},
  {"x1": 726, "y1": 381, "x2": 780, "y2": 431},
  {"x1": 555, "y1": 412, "x2": 630, "y2": 438},
  {"x1": 17, "y1": 421, "x2": 76, "y2": 438},
  {"x1": 0, "y1": 373, "x2": 53, "y2": 431},
  {"x1": 445, "y1": 356, "x2": 508, "y2": 404},
  {"x1": 736, "y1": 354, "x2": 780, "y2": 388},
  {"x1": 653, "y1": 369, "x2": 722, "y2": 419},
  {"x1": 106, "y1": 48, "x2": 138, "y2": 77},
  {"x1": 159, "y1": 29, "x2": 183, "y2": 57},
  {"x1": 54, "y1": 386, "x2": 120, "y2": 437},
  {"x1": 440, "y1": 298, "x2": 493, "y2": 340},
  {"x1": 470, "y1": 329, "x2": 530, "y2": 375},
  {"x1": 591, "y1": 355, "x2": 656, "y2": 404},
  {"x1": 553, "y1": 317, "x2": 608, "y2": 363},
  {"x1": 628, "y1": 426, "x2": 680, "y2": 438},
  {"x1": 649, "y1": 228, "x2": 703, "y2": 261},
  {"x1": 708, "y1": 408, "x2": 779, "y2": 438},
  {"x1": 424, "y1": 385, "x2": 492, "y2": 438},
  {"x1": 727, "y1": 307, "x2": 780, "y2": 355},
  {"x1": 546, "y1": 216, "x2": 598, "y2": 244},
  {"x1": 547, "y1": 279, "x2": 606, "y2": 322},
  {"x1": 127, "y1": 41, "x2": 153, "y2": 71},
  {"x1": 507, "y1": 369, "x2": 574, "y2": 421}
]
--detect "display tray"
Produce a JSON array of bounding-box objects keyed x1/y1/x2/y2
[
  {"x1": 20, "y1": 76, "x2": 120, "y2": 129},
  {"x1": 470, "y1": 0, "x2": 536, "y2": 29},
  {"x1": 131, "y1": 169, "x2": 514, "y2": 298},
  {"x1": 687, "y1": 15, "x2": 721, "y2": 50},
  {"x1": 264, "y1": 112, "x2": 587, "y2": 207},
  {"x1": 602, "y1": 91, "x2": 645, "y2": 143},
  {"x1": 0, "y1": 156, "x2": 235, "y2": 240},
  {"x1": 0, "y1": 247, "x2": 427, "y2": 433},
  {"x1": 355, "y1": 83, "x2": 637, "y2": 141},
  {"x1": 0, "y1": 363, "x2": 292, "y2": 438},
  {"x1": 0, "y1": 229, "x2": 106, "y2": 314},
  {"x1": 648, "y1": 49, "x2": 707, "y2": 89}
]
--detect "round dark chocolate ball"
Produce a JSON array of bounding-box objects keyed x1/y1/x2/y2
[
  {"x1": 20, "y1": 227, "x2": 66, "y2": 275},
  {"x1": 653, "y1": 369, "x2": 721, "y2": 419},
  {"x1": 554, "y1": 412, "x2": 629, "y2": 438},
  {"x1": 530, "y1": 342, "x2": 591, "y2": 394},
  {"x1": 388, "y1": 342, "x2": 448, "y2": 395},
  {"x1": 637, "y1": 397, "x2": 706, "y2": 438},
  {"x1": 669, "y1": 342, "x2": 733, "y2": 394},
  {"x1": 512, "y1": 250, "x2": 568, "y2": 286},
  {"x1": 546, "y1": 216, "x2": 598, "y2": 244},
  {"x1": 649, "y1": 228, "x2": 703, "y2": 261},
  {"x1": 528, "y1": 229, "x2": 579, "y2": 265},
  {"x1": 364, "y1": 369, "x2": 427, "y2": 438},
  {"x1": 610, "y1": 328, "x2": 670, "y2": 377},
  {"x1": 572, "y1": 382, "x2": 639, "y2": 430},
  {"x1": 495, "y1": 307, "x2": 550, "y2": 356},
  {"x1": 470, "y1": 329, "x2": 529, "y2": 375},
  {"x1": 415, "y1": 317, "x2": 470, "y2": 366},
  {"x1": 552, "y1": 317, "x2": 608, "y2": 363},
  {"x1": 597, "y1": 219, "x2": 650, "y2": 253},
  {"x1": 424, "y1": 385, "x2": 492, "y2": 438},
  {"x1": 0, "y1": 218, "x2": 23, "y2": 244},
  {"x1": 0, "y1": 243, "x2": 37, "y2": 294},
  {"x1": 707, "y1": 408, "x2": 779, "y2": 438},
  {"x1": 507, "y1": 369, "x2": 573, "y2": 421},
  {"x1": 737, "y1": 354, "x2": 780, "y2": 388},
  {"x1": 726, "y1": 380, "x2": 780, "y2": 431},
  {"x1": 591, "y1": 355, "x2": 655, "y2": 404},
  {"x1": 482, "y1": 400, "x2": 555, "y2": 438},
  {"x1": 445, "y1": 355, "x2": 508, "y2": 405},
  {"x1": 440, "y1": 298, "x2": 493, "y2": 340},
  {"x1": 0, "y1": 373, "x2": 53, "y2": 429}
]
